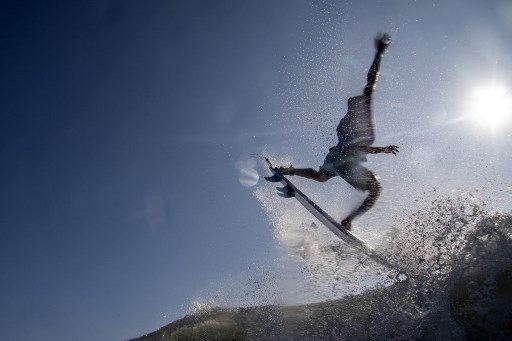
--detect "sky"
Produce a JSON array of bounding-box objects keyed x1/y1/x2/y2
[{"x1": 1, "y1": 1, "x2": 511, "y2": 340}]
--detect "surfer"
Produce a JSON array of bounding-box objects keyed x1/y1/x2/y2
[{"x1": 277, "y1": 33, "x2": 399, "y2": 231}]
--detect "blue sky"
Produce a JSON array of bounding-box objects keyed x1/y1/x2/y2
[{"x1": 1, "y1": 1, "x2": 511, "y2": 340}]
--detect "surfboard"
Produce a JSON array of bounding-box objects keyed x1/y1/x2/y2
[
  {"x1": 262, "y1": 157, "x2": 396, "y2": 269},
  {"x1": 263, "y1": 158, "x2": 362, "y2": 243}
]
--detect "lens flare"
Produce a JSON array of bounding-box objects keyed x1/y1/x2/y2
[{"x1": 239, "y1": 167, "x2": 259, "y2": 187}]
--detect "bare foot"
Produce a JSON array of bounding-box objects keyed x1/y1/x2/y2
[{"x1": 341, "y1": 219, "x2": 352, "y2": 231}]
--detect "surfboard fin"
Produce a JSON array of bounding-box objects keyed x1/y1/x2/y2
[
  {"x1": 264, "y1": 174, "x2": 281, "y2": 182},
  {"x1": 277, "y1": 191, "x2": 294, "y2": 198},
  {"x1": 276, "y1": 185, "x2": 294, "y2": 198}
]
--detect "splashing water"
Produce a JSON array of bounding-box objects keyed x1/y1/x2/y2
[
  {"x1": 136, "y1": 189, "x2": 512, "y2": 340},
  {"x1": 253, "y1": 183, "x2": 512, "y2": 339},
  {"x1": 375, "y1": 193, "x2": 512, "y2": 339}
]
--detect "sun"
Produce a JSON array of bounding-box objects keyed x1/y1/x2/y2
[{"x1": 466, "y1": 83, "x2": 512, "y2": 130}]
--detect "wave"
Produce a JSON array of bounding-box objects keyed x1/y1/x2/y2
[{"x1": 130, "y1": 192, "x2": 512, "y2": 340}]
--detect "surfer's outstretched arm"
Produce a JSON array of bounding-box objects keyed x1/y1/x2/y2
[
  {"x1": 363, "y1": 33, "x2": 391, "y2": 96},
  {"x1": 278, "y1": 167, "x2": 333, "y2": 182},
  {"x1": 351, "y1": 145, "x2": 399, "y2": 155}
]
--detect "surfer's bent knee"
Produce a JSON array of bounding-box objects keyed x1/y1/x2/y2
[
  {"x1": 364, "y1": 174, "x2": 381, "y2": 208},
  {"x1": 367, "y1": 174, "x2": 381, "y2": 192},
  {"x1": 317, "y1": 175, "x2": 330, "y2": 182},
  {"x1": 314, "y1": 171, "x2": 330, "y2": 182}
]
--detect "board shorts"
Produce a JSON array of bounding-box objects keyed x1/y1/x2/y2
[{"x1": 320, "y1": 147, "x2": 373, "y2": 191}]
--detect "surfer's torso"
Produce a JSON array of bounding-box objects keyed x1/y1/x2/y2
[{"x1": 336, "y1": 94, "x2": 376, "y2": 149}]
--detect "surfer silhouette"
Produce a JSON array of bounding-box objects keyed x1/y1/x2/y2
[{"x1": 277, "y1": 33, "x2": 399, "y2": 231}]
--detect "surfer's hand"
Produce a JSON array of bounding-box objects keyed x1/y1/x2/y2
[
  {"x1": 384, "y1": 145, "x2": 399, "y2": 155},
  {"x1": 375, "y1": 33, "x2": 391, "y2": 54}
]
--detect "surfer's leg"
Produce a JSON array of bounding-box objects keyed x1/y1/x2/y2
[
  {"x1": 363, "y1": 33, "x2": 391, "y2": 96},
  {"x1": 279, "y1": 167, "x2": 333, "y2": 182},
  {"x1": 341, "y1": 165, "x2": 381, "y2": 230}
]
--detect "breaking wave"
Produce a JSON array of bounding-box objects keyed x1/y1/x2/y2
[
  {"x1": 252, "y1": 184, "x2": 512, "y2": 339},
  {"x1": 133, "y1": 188, "x2": 512, "y2": 340},
  {"x1": 378, "y1": 194, "x2": 512, "y2": 339}
]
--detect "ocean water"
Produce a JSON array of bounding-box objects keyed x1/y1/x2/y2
[
  {"x1": 374, "y1": 194, "x2": 512, "y2": 339},
  {"x1": 132, "y1": 190, "x2": 512, "y2": 340}
]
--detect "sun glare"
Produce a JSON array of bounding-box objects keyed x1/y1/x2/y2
[{"x1": 467, "y1": 84, "x2": 512, "y2": 130}]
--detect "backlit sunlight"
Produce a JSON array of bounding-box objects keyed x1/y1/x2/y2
[{"x1": 466, "y1": 83, "x2": 512, "y2": 131}]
